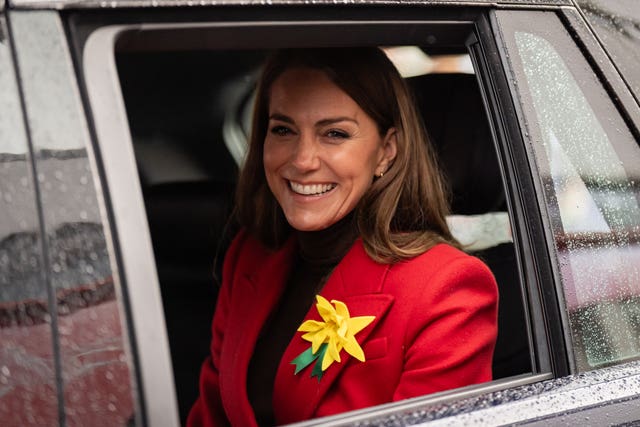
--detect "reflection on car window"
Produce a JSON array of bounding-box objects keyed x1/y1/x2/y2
[
  {"x1": 576, "y1": 0, "x2": 640, "y2": 103},
  {"x1": 0, "y1": 16, "x2": 58, "y2": 426},
  {"x1": 497, "y1": 10, "x2": 640, "y2": 371},
  {"x1": 8, "y1": 12, "x2": 140, "y2": 425}
]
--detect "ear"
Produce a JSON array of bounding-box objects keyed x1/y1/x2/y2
[{"x1": 376, "y1": 128, "x2": 398, "y2": 175}]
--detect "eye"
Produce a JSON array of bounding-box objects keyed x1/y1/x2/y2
[
  {"x1": 326, "y1": 129, "x2": 350, "y2": 139},
  {"x1": 270, "y1": 125, "x2": 293, "y2": 137}
]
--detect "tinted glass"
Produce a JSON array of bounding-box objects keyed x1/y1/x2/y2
[
  {"x1": 576, "y1": 0, "x2": 640, "y2": 102},
  {"x1": 495, "y1": 10, "x2": 640, "y2": 371},
  {"x1": 0, "y1": 15, "x2": 58, "y2": 426},
  {"x1": 10, "y1": 11, "x2": 139, "y2": 425}
]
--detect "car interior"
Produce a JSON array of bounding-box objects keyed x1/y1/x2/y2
[{"x1": 115, "y1": 45, "x2": 531, "y2": 423}]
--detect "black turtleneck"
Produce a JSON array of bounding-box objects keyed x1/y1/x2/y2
[{"x1": 246, "y1": 213, "x2": 358, "y2": 426}]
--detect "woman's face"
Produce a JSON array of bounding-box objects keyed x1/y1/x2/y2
[{"x1": 263, "y1": 67, "x2": 397, "y2": 231}]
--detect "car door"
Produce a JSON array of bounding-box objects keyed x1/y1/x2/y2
[{"x1": 3, "y1": 1, "x2": 640, "y2": 426}]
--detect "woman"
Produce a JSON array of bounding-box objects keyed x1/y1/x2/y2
[{"x1": 188, "y1": 48, "x2": 498, "y2": 427}]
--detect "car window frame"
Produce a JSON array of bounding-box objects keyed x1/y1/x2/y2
[
  {"x1": 65, "y1": 4, "x2": 567, "y2": 425},
  {"x1": 474, "y1": 11, "x2": 565, "y2": 378},
  {"x1": 72, "y1": 21, "x2": 180, "y2": 427},
  {"x1": 492, "y1": 6, "x2": 640, "y2": 375}
]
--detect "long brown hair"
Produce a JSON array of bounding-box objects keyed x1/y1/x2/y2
[{"x1": 236, "y1": 48, "x2": 458, "y2": 263}]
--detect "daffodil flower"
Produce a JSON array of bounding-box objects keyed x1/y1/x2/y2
[{"x1": 291, "y1": 295, "x2": 375, "y2": 379}]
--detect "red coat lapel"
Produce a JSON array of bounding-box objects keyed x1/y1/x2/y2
[
  {"x1": 220, "y1": 236, "x2": 297, "y2": 427},
  {"x1": 272, "y1": 240, "x2": 395, "y2": 424}
]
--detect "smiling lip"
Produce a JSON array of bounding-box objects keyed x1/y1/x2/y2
[{"x1": 289, "y1": 181, "x2": 337, "y2": 196}]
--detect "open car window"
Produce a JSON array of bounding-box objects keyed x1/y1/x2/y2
[{"x1": 74, "y1": 10, "x2": 548, "y2": 425}]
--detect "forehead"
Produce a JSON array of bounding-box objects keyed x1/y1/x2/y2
[{"x1": 268, "y1": 67, "x2": 360, "y2": 113}]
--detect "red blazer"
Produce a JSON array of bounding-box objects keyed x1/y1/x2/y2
[{"x1": 188, "y1": 230, "x2": 498, "y2": 427}]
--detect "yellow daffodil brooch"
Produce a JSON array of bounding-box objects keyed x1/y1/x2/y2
[{"x1": 291, "y1": 295, "x2": 375, "y2": 381}]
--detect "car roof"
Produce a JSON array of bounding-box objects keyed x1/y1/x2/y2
[{"x1": 5, "y1": 0, "x2": 573, "y2": 11}]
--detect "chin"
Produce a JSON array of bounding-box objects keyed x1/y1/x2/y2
[
  {"x1": 286, "y1": 216, "x2": 333, "y2": 232},
  {"x1": 288, "y1": 222, "x2": 327, "y2": 232}
]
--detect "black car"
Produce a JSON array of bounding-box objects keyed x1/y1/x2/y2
[{"x1": 1, "y1": 0, "x2": 640, "y2": 425}]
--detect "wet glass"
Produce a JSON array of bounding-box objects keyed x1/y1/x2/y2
[
  {"x1": 495, "y1": 10, "x2": 640, "y2": 371},
  {"x1": 0, "y1": 16, "x2": 58, "y2": 426},
  {"x1": 9, "y1": 11, "x2": 139, "y2": 425},
  {"x1": 575, "y1": 0, "x2": 640, "y2": 102}
]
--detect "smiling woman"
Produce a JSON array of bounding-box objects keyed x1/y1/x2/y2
[
  {"x1": 263, "y1": 66, "x2": 397, "y2": 232},
  {"x1": 236, "y1": 48, "x2": 459, "y2": 261},
  {"x1": 187, "y1": 48, "x2": 499, "y2": 427}
]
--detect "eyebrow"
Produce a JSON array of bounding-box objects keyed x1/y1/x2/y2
[
  {"x1": 317, "y1": 117, "x2": 359, "y2": 127},
  {"x1": 269, "y1": 113, "x2": 295, "y2": 124},
  {"x1": 269, "y1": 113, "x2": 359, "y2": 127}
]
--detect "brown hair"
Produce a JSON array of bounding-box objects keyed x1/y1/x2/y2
[{"x1": 235, "y1": 48, "x2": 458, "y2": 263}]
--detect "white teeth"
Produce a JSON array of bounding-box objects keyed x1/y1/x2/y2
[{"x1": 290, "y1": 181, "x2": 336, "y2": 195}]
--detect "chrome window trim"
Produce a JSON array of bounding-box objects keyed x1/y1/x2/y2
[
  {"x1": 302, "y1": 361, "x2": 640, "y2": 425},
  {"x1": 419, "y1": 362, "x2": 640, "y2": 426},
  {"x1": 292, "y1": 373, "x2": 553, "y2": 426},
  {"x1": 8, "y1": 0, "x2": 572, "y2": 11},
  {"x1": 83, "y1": 24, "x2": 179, "y2": 427}
]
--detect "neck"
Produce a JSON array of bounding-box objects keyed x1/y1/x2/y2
[{"x1": 296, "y1": 212, "x2": 358, "y2": 267}]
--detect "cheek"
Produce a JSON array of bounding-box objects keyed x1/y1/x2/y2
[
  {"x1": 263, "y1": 140, "x2": 282, "y2": 174},
  {"x1": 342, "y1": 147, "x2": 382, "y2": 182}
]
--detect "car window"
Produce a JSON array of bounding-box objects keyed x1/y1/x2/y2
[
  {"x1": 575, "y1": 0, "x2": 640, "y2": 103},
  {"x1": 0, "y1": 15, "x2": 58, "y2": 426},
  {"x1": 8, "y1": 11, "x2": 140, "y2": 425},
  {"x1": 110, "y1": 31, "x2": 530, "y2": 424},
  {"x1": 495, "y1": 10, "x2": 640, "y2": 371}
]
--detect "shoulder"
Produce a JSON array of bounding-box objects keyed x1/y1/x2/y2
[
  {"x1": 392, "y1": 243, "x2": 492, "y2": 275},
  {"x1": 385, "y1": 243, "x2": 497, "y2": 296}
]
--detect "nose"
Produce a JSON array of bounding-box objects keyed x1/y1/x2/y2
[{"x1": 291, "y1": 133, "x2": 321, "y2": 172}]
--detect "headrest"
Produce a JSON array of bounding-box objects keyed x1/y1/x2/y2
[{"x1": 408, "y1": 73, "x2": 505, "y2": 215}]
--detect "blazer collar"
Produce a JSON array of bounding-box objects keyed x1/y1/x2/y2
[
  {"x1": 272, "y1": 239, "x2": 395, "y2": 424},
  {"x1": 222, "y1": 235, "x2": 297, "y2": 427},
  {"x1": 244, "y1": 236, "x2": 387, "y2": 295}
]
